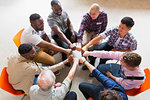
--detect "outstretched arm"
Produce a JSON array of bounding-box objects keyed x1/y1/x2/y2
[
  {"x1": 79, "y1": 57, "x2": 95, "y2": 72},
  {"x1": 82, "y1": 35, "x2": 103, "y2": 52},
  {"x1": 67, "y1": 58, "x2": 79, "y2": 81},
  {"x1": 37, "y1": 40, "x2": 72, "y2": 55}
]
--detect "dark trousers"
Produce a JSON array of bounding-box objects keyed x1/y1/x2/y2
[
  {"x1": 64, "y1": 91, "x2": 77, "y2": 100},
  {"x1": 53, "y1": 29, "x2": 77, "y2": 60},
  {"x1": 79, "y1": 82, "x2": 100, "y2": 100},
  {"x1": 89, "y1": 42, "x2": 114, "y2": 66}
]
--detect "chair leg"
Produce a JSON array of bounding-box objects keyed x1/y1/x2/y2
[{"x1": 21, "y1": 95, "x2": 27, "y2": 100}]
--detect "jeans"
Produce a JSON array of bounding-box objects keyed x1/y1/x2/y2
[
  {"x1": 64, "y1": 91, "x2": 77, "y2": 100},
  {"x1": 53, "y1": 29, "x2": 77, "y2": 60},
  {"x1": 89, "y1": 42, "x2": 114, "y2": 66},
  {"x1": 79, "y1": 82, "x2": 100, "y2": 100},
  {"x1": 97, "y1": 63, "x2": 124, "y2": 77}
]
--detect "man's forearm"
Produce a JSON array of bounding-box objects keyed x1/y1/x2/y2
[{"x1": 67, "y1": 59, "x2": 79, "y2": 80}]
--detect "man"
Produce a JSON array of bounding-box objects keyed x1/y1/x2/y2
[
  {"x1": 77, "y1": 3, "x2": 107, "y2": 46},
  {"x1": 79, "y1": 57, "x2": 128, "y2": 100},
  {"x1": 77, "y1": 3, "x2": 107, "y2": 70},
  {"x1": 7, "y1": 44, "x2": 73, "y2": 95},
  {"x1": 83, "y1": 17, "x2": 137, "y2": 68},
  {"x1": 29, "y1": 56, "x2": 79, "y2": 100},
  {"x1": 21, "y1": 13, "x2": 72, "y2": 66},
  {"x1": 47, "y1": 0, "x2": 77, "y2": 62}
]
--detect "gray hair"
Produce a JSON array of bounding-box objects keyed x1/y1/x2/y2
[
  {"x1": 90, "y1": 3, "x2": 100, "y2": 12},
  {"x1": 37, "y1": 70, "x2": 56, "y2": 91}
]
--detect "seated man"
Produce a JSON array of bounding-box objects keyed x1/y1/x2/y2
[
  {"x1": 21, "y1": 13, "x2": 72, "y2": 66},
  {"x1": 29, "y1": 57, "x2": 79, "y2": 100},
  {"x1": 47, "y1": 0, "x2": 77, "y2": 62},
  {"x1": 7, "y1": 44, "x2": 72, "y2": 95},
  {"x1": 83, "y1": 17, "x2": 137, "y2": 67},
  {"x1": 77, "y1": 3, "x2": 107, "y2": 70},
  {"x1": 79, "y1": 57, "x2": 128, "y2": 100},
  {"x1": 83, "y1": 51, "x2": 145, "y2": 90}
]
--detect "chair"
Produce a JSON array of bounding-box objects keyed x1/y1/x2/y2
[
  {"x1": 88, "y1": 97, "x2": 94, "y2": 100},
  {"x1": 125, "y1": 68, "x2": 150, "y2": 96},
  {"x1": 0, "y1": 67, "x2": 26, "y2": 99},
  {"x1": 13, "y1": 28, "x2": 24, "y2": 47}
]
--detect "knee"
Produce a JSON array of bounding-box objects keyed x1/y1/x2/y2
[
  {"x1": 79, "y1": 83, "x2": 86, "y2": 91},
  {"x1": 70, "y1": 91, "x2": 77, "y2": 98}
]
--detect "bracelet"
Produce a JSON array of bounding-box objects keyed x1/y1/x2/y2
[{"x1": 83, "y1": 60, "x2": 86, "y2": 64}]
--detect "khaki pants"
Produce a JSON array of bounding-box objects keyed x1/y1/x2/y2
[
  {"x1": 82, "y1": 31, "x2": 100, "y2": 50},
  {"x1": 33, "y1": 48, "x2": 55, "y2": 66}
]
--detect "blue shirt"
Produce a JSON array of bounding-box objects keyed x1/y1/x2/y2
[{"x1": 92, "y1": 69, "x2": 128, "y2": 100}]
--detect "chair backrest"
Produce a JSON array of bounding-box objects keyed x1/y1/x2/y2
[
  {"x1": 13, "y1": 28, "x2": 24, "y2": 47},
  {"x1": 125, "y1": 68, "x2": 150, "y2": 96},
  {"x1": 0, "y1": 67, "x2": 25, "y2": 96},
  {"x1": 88, "y1": 97, "x2": 94, "y2": 100}
]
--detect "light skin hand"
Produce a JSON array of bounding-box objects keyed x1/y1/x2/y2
[
  {"x1": 106, "y1": 71, "x2": 117, "y2": 80},
  {"x1": 79, "y1": 57, "x2": 86, "y2": 63},
  {"x1": 54, "y1": 82, "x2": 62, "y2": 88},
  {"x1": 83, "y1": 51, "x2": 90, "y2": 57},
  {"x1": 65, "y1": 49, "x2": 72, "y2": 55}
]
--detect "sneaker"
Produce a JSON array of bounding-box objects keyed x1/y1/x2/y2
[
  {"x1": 89, "y1": 73, "x2": 94, "y2": 77},
  {"x1": 54, "y1": 70, "x2": 60, "y2": 76},
  {"x1": 82, "y1": 65, "x2": 88, "y2": 70}
]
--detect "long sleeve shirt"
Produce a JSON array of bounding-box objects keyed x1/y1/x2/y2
[
  {"x1": 77, "y1": 11, "x2": 107, "y2": 42},
  {"x1": 7, "y1": 54, "x2": 65, "y2": 95},
  {"x1": 92, "y1": 69, "x2": 128, "y2": 100},
  {"x1": 90, "y1": 51, "x2": 145, "y2": 90},
  {"x1": 101, "y1": 27, "x2": 137, "y2": 50}
]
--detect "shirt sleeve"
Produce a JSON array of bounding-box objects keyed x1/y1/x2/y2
[
  {"x1": 77, "y1": 15, "x2": 87, "y2": 42},
  {"x1": 99, "y1": 12, "x2": 108, "y2": 33},
  {"x1": 90, "y1": 51, "x2": 123, "y2": 60},
  {"x1": 130, "y1": 39, "x2": 137, "y2": 51},
  {"x1": 47, "y1": 62, "x2": 65, "y2": 72},
  {"x1": 54, "y1": 77, "x2": 71, "y2": 99},
  {"x1": 47, "y1": 15, "x2": 57, "y2": 28},
  {"x1": 101, "y1": 27, "x2": 117, "y2": 39}
]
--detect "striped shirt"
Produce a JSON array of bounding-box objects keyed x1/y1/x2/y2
[
  {"x1": 77, "y1": 11, "x2": 107, "y2": 42},
  {"x1": 102, "y1": 26, "x2": 137, "y2": 50}
]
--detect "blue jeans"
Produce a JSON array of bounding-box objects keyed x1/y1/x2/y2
[
  {"x1": 97, "y1": 63, "x2": 124, "y2": 78},
  {"x1": 79, "y1": 82, "x2": 100, "y2": 100},
  {"x1": 64, "y1": 91, "x2": 77, "y2": 100},
  {"x1": 53, "y1": 29, "x2": 77, "y2": 60},
  {"x1": 89, "y1": 42, "x2": 114, "y2": 65}
]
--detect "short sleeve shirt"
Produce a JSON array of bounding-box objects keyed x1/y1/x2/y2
[
  {"x1": 21, "y1": 26, "x2": 45, "y2": 51},
  {"x1": 47, "y1": 10, "x2": 69, "y2": 36}
]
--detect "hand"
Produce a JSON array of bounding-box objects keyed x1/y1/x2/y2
[
  {"x1": 82, "y1": 46, "x2": 88, "y2": 53},
  {"x1": 106, "y1": 71, "x2": 112, "y2": 78},
  {"x1": 48, "y1": 50, "x2": 55, "y2": 56},
  {"x1": 69, "y1": 44, "x2": 76, "y2": 50},
  {"x1": 83, "y1": 51, "x2": 90, "y2": 57},
  {"x1": 79, "y1": 57, "x2": 86, "y2": 63},
  {"x1": 54, "y1": 82, "x2": 62, "y2": 88},
  {"x1": 70, "y1": 34, "x2": 75, "y2": 42},
  {"x1": 65, "y1": 49, "x2": 72, "y2": 55},
  {"x1": 67, "y1": 55, "x2": 74, "y2": 63}
]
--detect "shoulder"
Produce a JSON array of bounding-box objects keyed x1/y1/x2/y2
[
  {"x1": 128, "y1": 33, "x2": 137, "y2": 42},
  {"x1": 100, "y1": 11, "x2": 107, "y2": 16}
]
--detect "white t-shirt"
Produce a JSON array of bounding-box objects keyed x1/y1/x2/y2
[{"x1": 21, "y1": 26, "x2": 45, "y2": 51}]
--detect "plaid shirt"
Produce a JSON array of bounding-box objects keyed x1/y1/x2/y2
[
  {"x1": 102, "y1": 26, "x2": 137, "y2": 50},
  {"x1": 77, "y1": 11, "x2": 107, "y2": 42}
]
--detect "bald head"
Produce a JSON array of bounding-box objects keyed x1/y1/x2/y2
[
  {"x1": 89, "y1": 3, "x2": 100, "y2": 20},
  {"x1": 37, "y1": 70, "x2": 56, "y2": 91}
]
